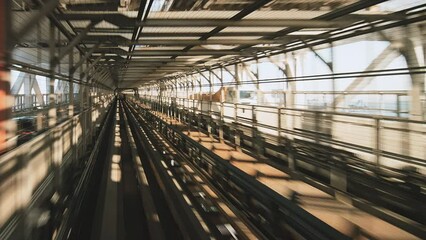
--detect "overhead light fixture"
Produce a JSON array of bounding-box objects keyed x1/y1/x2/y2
[
  {"x1": 201, "y1": 44, "x2": 236, "y2": 50},
  {"x1": 288, "y1": 30, "x2": 328, "y2": 35}
]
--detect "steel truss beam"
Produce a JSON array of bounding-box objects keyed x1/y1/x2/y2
[
  {"x1": 120, "y1": 63, "x2": 196, "y2": 68},
  {"x1": 264, "y1": 0, "x2": 389, "y2": 40},
  {"x1": 96, "y1": 58, "x2": 205, "y2": 63},
  {"x1": 56, "y1": 20, "x2": 98, "y2": 62},
  {"x1": 333, "y1": 46, "x2": 399, "y2": 106},
  {"x1": 92, "y1": 38, "x2": 305, "y2": 46},
  {"x1": 197, "y1": 7, "x2": 426, "y2": 83},
  {"x1": 71, "y1": 42, "x2": 102, "y2": 73},
  {"x1": 12, "y1": 0, "x2": 59, "y2": 43},
  {"x1": 80, "y1": 53, "x2": 104, "y2": 79},
  {"x1": 58, "y1": 13, "x2": 352, "y2": 28},
  {"x1": 302, "y1": 40, "x2": 333, "y2": 70},
  {"x1": 92, "y1": 49, "x2": 256, "y2": 56},
  {"x1": 138, "y1": 19, "x2": 350, "y2": 28},
  {"x1": 123, "y1": 67, "x2": 194, "y2": 71},
  {"x1": 77, "y1": 31, "x2": 325, "y2": 39}
]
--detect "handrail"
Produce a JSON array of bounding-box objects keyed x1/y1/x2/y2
[
  {"x1": 0, "y1": 100, "x2": 113, "y2": 239},
  {"x1": 158, "y1": 98, "x2": 425, "y2": 123}
]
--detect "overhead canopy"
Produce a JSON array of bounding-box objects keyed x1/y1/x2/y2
[{"x1": 11, "y1": 0, "x2": 426, "y2": 88}]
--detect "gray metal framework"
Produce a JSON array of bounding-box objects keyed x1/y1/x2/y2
[
  {"x1": 1, "y1": 1, "x2": 425, "y2": 239},
  {"x1": 10, "y1": 0, "x2": 425, "y2": 90}
]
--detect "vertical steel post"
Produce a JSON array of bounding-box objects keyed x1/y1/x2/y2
[
  {"x1": 86, "y1": 60, "x2": 93, "y2": 142},
  {"x1": 198, "y1": 77, "x2": 203, "y2": 134},
  {"x1": 175, "y1": 79, "x2": 178, "y2": 119},
  {"x1": 80, "y1": 57, "x2": 87, "y2": 155},
  {"x1": 190, "y1": 76, "x2": 195, "y2": 134},
  {"x1": 69, "y1": 50, "x2": 77, "y2": 164},
  {"x1": 284, "y1": 53, "x2": 296, "y2": 170},
  {"x1": 278, "y1": 107, "x2": 282, "y2": 140},
  {"x1": 69, "y1": 50, "x2": 74, "y2": 117},
  {"x1": 207, "y1": 71, "x2": 213, "y2": 137},
  {"x1": 219, "y1": 67, "x2": 225, "y2": 143},
  {"x1": 24, "y1": 75, "x2": 33, "y2": 109},
  {"x1": 401, "y1": 27, "x2": 425, "y2": 120},
  {"x1": 234, "y1": 63, "x2": 240, "y2": 104},
  {"x1": 330, "y1": 42, "x2": 336, "y2": 111},
  {"x1": 0, "y1": 0, "x2": 12, "y2": 153},
  {"x1": 233, "y1": 64, "x2": 239, "y2": 121},
  {"x1": 233, "y1": 64, "x2": 240, "y2": 148},
  {"x1": 255, "y1": 58, "x2": 262, "y2": 105},
  {"x1": 375, "y1": 117, "x2": 381, "y2": 170},
  {"x1": 48, "y1": 20, "x2": 57, "y2": 127},
  {"x1": 185, "y1": 78, "x2": 190, "y2": 126}
]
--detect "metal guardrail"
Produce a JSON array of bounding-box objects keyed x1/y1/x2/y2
[
  {"x1": 148, "y1": 98, "x2": 426, "y2": 173},
  {"x1": 135, "y1": 102, "x2": 351, "y2": 240},
  {"x1": 139, "y1": 99, "x2": 426, "y2": 239},
  {"x1": 0, "y1": 97, "x2": 113, "y2": 240}
]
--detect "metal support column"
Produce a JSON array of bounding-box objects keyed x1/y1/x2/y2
[
  {"x1": 207, "y1": 71, "x2": 213, "y2": 137},
  {"x1": 80, "y1": 56, "x2": 87, "y2": 155},
  {"x1": 48, "y1": 20, "x2": 57, "y2": 127},
  {"x1": 374, "y1": 117, "x2": 381, "y2": 170},
  {"x1": 189, "y1": 76, "x2": 195, "y2": 134},
  {"x1": 219, "y1": 67, "x2": 225, "y2": 143},
  {"x1": 233, "y1": 63, "x2": 239, "y2": 127},
  {"x1": 402, "y1": 36, "x2": 425, "y2": 120},
  {"x1": 85, "y1": 60, "x2": 93, "y2": 145},
  {"x1": 174, "y1": 78, "x2": 178, "y2": 119},
  {"x1": 196, "y1": 77, "x2": 202, "y2": 135},
  {"x1": 24, "y1": 74, "x2": 33, "y2": 109},
  {"x1": 285, "y1": 53, "x2": 296, "y2": 170},
  {"x1": 0, "y1": 0, "x2": 12, "y2": 153},
  {"x1": 330, "y1": 42, "x2": 336, "y2": 111},
  {"x1": 69, "y1": 52, "x2": 74, "y2": 117}
]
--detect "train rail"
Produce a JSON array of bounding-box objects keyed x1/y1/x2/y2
[{"x1": 124, "y1": 99, "x2": 260, "y2": 239}]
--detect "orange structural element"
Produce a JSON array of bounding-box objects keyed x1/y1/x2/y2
[
  {"x1": 0, "y1": 2, "x2": 5, "y2": 152},
  {"x1": 0, "y1": 75, "x2": 7, "y2": 153},
  {"x1": 0, "y1": 1, "x2": 11, "y2": 153}
]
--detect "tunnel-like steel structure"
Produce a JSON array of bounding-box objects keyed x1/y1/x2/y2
[{"x1": 0, "y1": 1, "x2": 425, "y2": 240}]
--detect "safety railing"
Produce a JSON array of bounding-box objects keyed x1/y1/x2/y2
[
  {"x1": 135, "y1": 101, "x2": 351, "y2": 240},
  {"x1": 0, "y1": 95, "x2": 114, "y2": 239},
  {"x1": 12, "y1": 94, "x2": 80, "y2": 112},
  {"x1": 150, "y1": 97, "x2": 425, "y2": 174},
  {"x1": 138, "y1": 96, "x2": 426, "y2": 238}
]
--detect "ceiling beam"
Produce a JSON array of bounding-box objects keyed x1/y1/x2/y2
[
  {"x1": 56, "y1": 20, "x2": 99, "y2": 62},
  {"x1": 12, "y1": 0, "x2": 59, "y2": 43},
  {"x1": 136, "y1": 19, "x2": 349, "y2": 28},
  {"x1": 90, "y1": 38, "x2": 314, "y2": 46},
  {"x1": 78, "y1": 30, "x2": 327, "y2": 38},
  {"x1": 198, "y1": 0, "x2": 274, "y2": 42},
  {"x1": 93, "y1": 49, "x2": 256, "y2": 56},
  {"x1": 58, "y1": 13, "x2": 351, "y2": 28},
  {"x1": 95, "y1": 58, "x2": 198, "y2": 63},
  {"x1": 266, "y1": 0, "x2": 389, "y2": 40}
]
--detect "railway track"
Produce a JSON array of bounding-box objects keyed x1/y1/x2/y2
[
  {"x1": 67, "y1": 98, "x2": 422, "y2": 240},
  {"x1": 124, "y1": 99, "x2": 260, "y2": 239}
]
